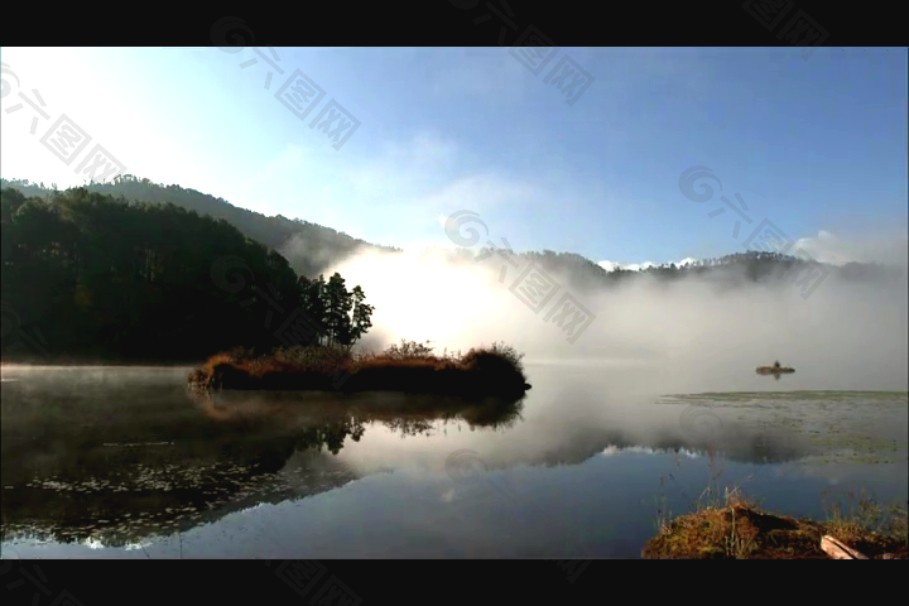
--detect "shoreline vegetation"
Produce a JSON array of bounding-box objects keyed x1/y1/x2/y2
[
  {"x1": 644, "y1": 488, "x2": 908, "y2": 559},
  {"x1": 188, "y1": 340, "x2": 532, "y2": 399}
]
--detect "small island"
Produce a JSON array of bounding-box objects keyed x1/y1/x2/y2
[
  {"x1": 189, "y1": 340, "x2": 532, "y2": 399},
  {"x1": 167, "y1": 261, "x2": 534, "y2": 399}
]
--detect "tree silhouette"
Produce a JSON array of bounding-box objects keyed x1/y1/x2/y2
[{"x1": 1, "y1": 187, "x2": 375, "y2": 361}]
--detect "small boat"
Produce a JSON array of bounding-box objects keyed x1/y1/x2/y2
[{"x1": 756, "y1": 361, "x2": 795, "y2": 376}]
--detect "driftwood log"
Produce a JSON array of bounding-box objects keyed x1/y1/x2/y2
[{"x1": 821, "y1": 535, "x2": 869, "y2": 559}]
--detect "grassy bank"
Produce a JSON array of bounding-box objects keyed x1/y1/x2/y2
[
  {"x1": 188, "y1": 340, "x2": 531, "y2": 398},
  {"x1": 643, "y1": 488, "x2": 908, "y2": 559}
]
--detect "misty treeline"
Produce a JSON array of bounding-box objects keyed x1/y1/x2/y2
[
  {"x1": 0, "y1": 186, "x2": 373, "y2": 362},
  {"x1": 503, "y1": 249, "x2": 900, "y2": 295},
  {"x1": 0, "y1": 176, "x2": 398, "y2": 278}
]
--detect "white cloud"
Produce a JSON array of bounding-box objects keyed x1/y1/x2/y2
[{"x1": 793, "y1": 229, "x2": 909, "y2": 267}]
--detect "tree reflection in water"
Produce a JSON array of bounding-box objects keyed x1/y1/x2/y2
[{"x1": 1, "y1": 386, "x2": 524, "y2": 548}]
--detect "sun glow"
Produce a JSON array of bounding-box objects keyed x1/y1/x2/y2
[{"x1": 329, "y1": 247, "x2": 513, "y2": 352}]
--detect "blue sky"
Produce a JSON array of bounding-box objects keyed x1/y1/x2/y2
[{"x1": 1, "y1": 46, "x2": 906, "y2": 266}]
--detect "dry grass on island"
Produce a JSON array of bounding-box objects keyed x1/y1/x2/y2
[
  {"x1": 643, "y1": 488, "x2": 908, "y2": 559},
  {"x1": 188, "y1": 340, "x2": 531, "y2": 398}
]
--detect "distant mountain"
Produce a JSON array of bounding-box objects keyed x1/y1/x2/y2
[
  {"x1": 478, "y1": 248, "x2": 905, "y2": 294},
  {"x1": 3, "y1": 177, "x2": 901, "y2": 299},
  {"x1": 0, "y1": 176, "x2": 399, "y2": 278}
]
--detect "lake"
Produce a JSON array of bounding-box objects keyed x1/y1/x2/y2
[{"x1": 1, "y1": 363, "x2": 907, "y2": 559}]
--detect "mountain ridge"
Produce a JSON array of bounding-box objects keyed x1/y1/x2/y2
[
  {"x1": 3, "y1": 177, "x2": 902, "y2": 291},
  {"x1": 0, "y1": 176, "x2": 400, "y2": 279}
]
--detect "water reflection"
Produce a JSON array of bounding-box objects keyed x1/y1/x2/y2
[
  {"x1": 1, "y1": 365, "x2": 905, "y2": 557},
  {"x1": 1, "y1": 375, "x2": 524, "y2": 548}
]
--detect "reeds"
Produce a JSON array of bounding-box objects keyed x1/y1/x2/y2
[{"x1": 188, "y1": 340, "x2": 530, "y2": 398}]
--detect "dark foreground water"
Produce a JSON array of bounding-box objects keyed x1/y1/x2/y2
[{"x1": 1, "y1": 363, "x2": 906, "y2": 558}]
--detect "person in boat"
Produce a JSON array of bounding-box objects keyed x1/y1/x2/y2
[{"x1": 773, "y1": 360, "x2": 781, "y2": 369}]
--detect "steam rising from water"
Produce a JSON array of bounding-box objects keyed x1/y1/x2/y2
[{"x1": 328, "y1": 245, "x2": 909, "y2": 393}]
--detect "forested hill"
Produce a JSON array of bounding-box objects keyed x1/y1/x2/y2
[
  {"x1": 0, "y1": 176, "x2": 398, "y2": 278},
  {"x1": 0, "y1": 187, "x2": 359, "y2": 362}
]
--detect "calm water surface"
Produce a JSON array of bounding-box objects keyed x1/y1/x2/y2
[{"x1": 1, "y1": 363, "x2": 906, "y2": 558}]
